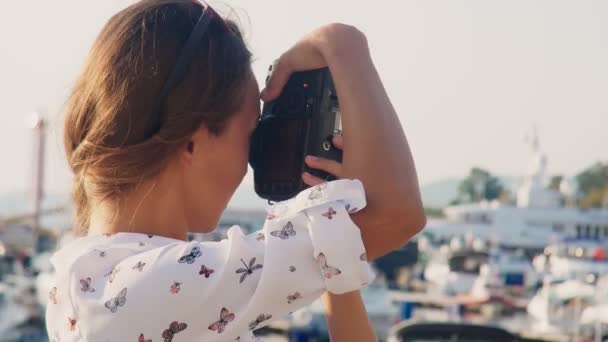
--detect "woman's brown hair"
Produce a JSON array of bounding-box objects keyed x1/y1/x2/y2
[{"x1": 64, "y1": 0, "x2": 252, "y2": 235}]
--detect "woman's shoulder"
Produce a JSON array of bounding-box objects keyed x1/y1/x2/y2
[{"x1": 51, "y1": 233, "x2": 173, "y2": 266}]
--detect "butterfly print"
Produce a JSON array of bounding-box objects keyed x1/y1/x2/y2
[
  {"x1": 105, "y1": 266, "x2": 120, "y2": 283},
  {"x1": 208, "y1": 307, "x2": 235, "y2": 334},
  {"x1": 270, "y1": 221, "x2": 296, "y2": 240},
  {"x1": 248, "y1": 313, "x2": 272, "y2": 330},
  {"x1": 68, "y1": 317, "x2": 77, "y2": 331},
  {"x1": 93, "y1": 249, "x2": 106, "y2": 257},
  {"x1": 360, "y1": 253, "x2": 367, "y2": 261},
  {"x1": 289, "y1": 265, "x2": 296, "y2": 272},
  {"x1": 49, "y1": 287, "x2": 58, "y2": 304},
  {"x1": 256, "y1": 232, "x2": 265, "y2": 241},
  {"x1": 133, "y1": 261, "x2": 146, "y2": 272},
  {"x1": 199, "y1": 265, "x2": 215, "y2": 278},
  {"x1": 345, "y1": 204, "x2": 358, "y2": 214},
  {"x1": 80, "y1": 277, "x2": 95, "y2": 292},
  {"x1": 287, "y1": 292, "x2": 302, "y2": 304},
  {"x1": 170, "y1": 281, "x2": 182, "y2": 294},
  {"x1": 162, "y1": 321, "x2": 188, "y2": 342},
  {"x1": 178, "y1": 246, "x2": 202, "y2": 264},
  {"x1": 236, "y1": 257, "x2": 263, "y2": 283},
  {"x1": 104, "y1": 287, "x2": 127, "y2": 313},
  {"x1": 147, "y1": 234, "x2": 154, "y2": 238},
  {"x1": 317, "y1": 253, "x2": 342, "y2": 279},
  {"x1": 322, "y1": 207, "x2": 337, "y2": 220},
  {"x1": 138, "y1": 333, "x2": 152, "y2": 342},
  {"x1": 308, "y1": 183, "x2": 327, "y2": 200}
]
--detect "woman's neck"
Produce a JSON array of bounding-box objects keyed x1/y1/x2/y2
[{"x1": 87, "y1": 181, "x2": 190, "y2": 241}]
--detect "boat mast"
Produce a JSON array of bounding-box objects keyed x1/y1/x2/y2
[{"x1": 29, "y1": 112, "x2": 46, "y2": 246}]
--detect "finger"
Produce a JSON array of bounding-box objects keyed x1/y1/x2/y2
[
  {"x1": 332, "y1": 134, "x2": 344, "y2": 150},
  {"x1": 305, "y1": 155, "x2": 343, "y2": 178},
  {"x1": 260, "y1": 56, "x2": 292, "y2": 102},
  {"x1": 302, "y1": 172, "x2": 326, "y2": 187},
  {"x1": 260, "y1": 40, "x2": 326, "y2": 102}
]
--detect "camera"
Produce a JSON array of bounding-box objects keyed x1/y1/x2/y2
[{"x1": 249, "y1": 67, "x2": 342, "y2": 202}]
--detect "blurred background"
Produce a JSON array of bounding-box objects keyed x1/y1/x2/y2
[{"x1": 0, "y1": 0, "x2": 607, "y2": 341}]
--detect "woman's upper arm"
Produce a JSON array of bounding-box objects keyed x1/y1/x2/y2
[{"x1": 321, "y1": 30, "x2": 426, "y2": 259}]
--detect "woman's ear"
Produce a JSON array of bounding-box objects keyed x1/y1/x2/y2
[
  {"x1": 178, "y1": 140, "x2": 195, "y2": 168},
  {"x1": 180, "y1": 128, "x2": 207, "y2": 165},
  {"x1": 187, "y1": 141, "x2": 194, "y2": 154},
  {"x1": 180, "y1": 127, "x2": 215, "y2": 164}
]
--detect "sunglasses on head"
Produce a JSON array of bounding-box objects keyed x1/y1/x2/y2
[{"x1": 143, "y1": 1, "x2": 231, "y2": 140}]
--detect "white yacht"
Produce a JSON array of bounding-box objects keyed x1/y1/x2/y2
[
  {"x1": 426, "y1": 129, "x2": 608, "y2": 250},
  {"x1": 527, "y1": 276, "x2": 598, "y2": 334},
  {"x1": 424, "y1": 242, "x2": 489, "y2": 296},
  {"x1": 579, "y1": 275, "x2": 608, "y2": 328},
  {"x1": 533, "y1": 238, "x2": 608, "y2": 280},
  {"x1": 0, "y1": 272, "x2": 41, "y2": 338},
  {"x1": 470, "y1": 249, "x2": 541, "y2": 307}
]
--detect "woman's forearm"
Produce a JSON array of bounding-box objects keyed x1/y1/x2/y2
[
  {"x1": 319, "y1": 26, "x2": 426, "y2": 259},
  {"x1": 323, "y1": 291, "x2": 377, "y2": 342}
]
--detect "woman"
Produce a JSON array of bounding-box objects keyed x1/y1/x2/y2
[{"x1": 46, "y1": 0, "x2": 425, "y2": 341}]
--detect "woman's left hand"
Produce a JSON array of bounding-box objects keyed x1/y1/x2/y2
[{"x1": 302, "y1": 134, "x2": 344, "y2": 186}]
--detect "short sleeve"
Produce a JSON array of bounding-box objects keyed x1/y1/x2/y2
[{"x1": 267, "y1": 179, "x2": 373, "y2": 294}]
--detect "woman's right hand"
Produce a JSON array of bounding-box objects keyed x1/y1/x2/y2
[
  {"x1": 260, "y1": 23, "x2": 368, "y2": 102},
  {"x1": 303, "y1": 134, "x2": 345, "y2": 187}
]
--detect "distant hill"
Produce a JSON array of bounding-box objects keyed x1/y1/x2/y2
[
  {"x1": 0, "y1": 186, "x2": 265, "y2": 213},
  {"x1": 420, "y1": 178, "x2": 461, "y2": 208},
  {"x1": 0, "y1": 192, "x2": 70, "y2": 216},
  {"x1": 420, "y1": 176, "x2": 520, "y2": 208}
]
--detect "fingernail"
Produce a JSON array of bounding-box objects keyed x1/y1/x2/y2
[{"x1": 306, "y1": 155, "x2": 318, "y2": 162}]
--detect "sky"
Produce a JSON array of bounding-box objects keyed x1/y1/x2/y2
[{"x1": 0, "y1": 0, "x2": 606, "y2": 200}]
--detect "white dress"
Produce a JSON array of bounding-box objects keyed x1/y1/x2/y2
[{"x1": 45, "y1": 179, "x2": 374, "y2": 342}]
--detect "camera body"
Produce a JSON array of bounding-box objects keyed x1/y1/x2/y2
[{"x1": 249, "y1": 67, "x2": 342, "y2": 202}]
